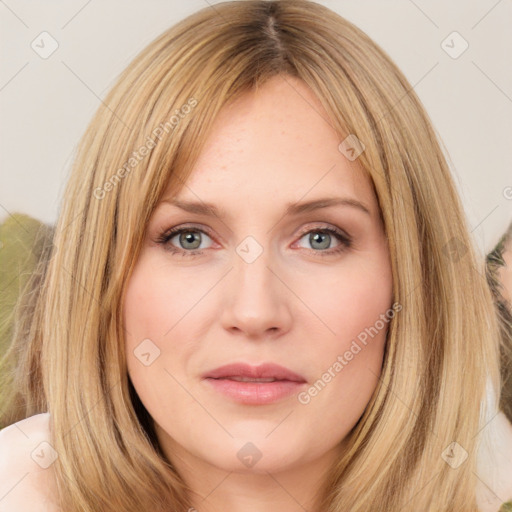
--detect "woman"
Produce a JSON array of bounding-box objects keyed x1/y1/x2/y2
[{"x1": 1, "y1": 1, "x2": 511, "y2": 510}]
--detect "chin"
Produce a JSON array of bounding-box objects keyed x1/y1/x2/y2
[{"x1": 201, "y1": 434, "x2": 310, "y2": 474}]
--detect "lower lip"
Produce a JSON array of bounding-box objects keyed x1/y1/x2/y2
[{"x1": 204, "y1": 378, "x2": 306, "y2": 405}]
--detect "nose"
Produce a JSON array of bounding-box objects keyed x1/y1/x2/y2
[{"x1": 220, "y1": 246, "x2": 292, "y2": 339}]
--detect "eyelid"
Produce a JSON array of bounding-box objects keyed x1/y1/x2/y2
[
  {"x1": 292, "y1": 224, "x2": 352, "y2": 253},
  {"x1": 156, "y1": 223, "x2": 217, "y2": 249},
  {"x1": 295, "y1": 222, "x2": 349, "y2": 238},
  {"x1": 156, "y1": 221, "x2": 352, "y2": 256}
]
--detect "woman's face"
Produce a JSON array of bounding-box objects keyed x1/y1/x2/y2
[{"x1": 124, "y1": 75, "x2": 393, "y2": 477}]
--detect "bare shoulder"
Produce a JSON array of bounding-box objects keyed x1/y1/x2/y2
[
  {"x1": 476, "y1": 411, "x2": 512, "y2": 512},
  {"x1": 0, "y1": 413, "x2": 60, "y2": 511}
]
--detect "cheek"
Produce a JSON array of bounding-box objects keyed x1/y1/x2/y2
[
  {"x1": 298, "y1": 250, "x2": 393, "y2": 347},
  {"x1": 123, "y1": 254, "x2": 200, "y2": 342},
  {"x1": 296, "y1": 250, "x2": 393, "y2": 412},
  {"x1": 123, "y1": 255, "x2": 194, "y2": 407}
]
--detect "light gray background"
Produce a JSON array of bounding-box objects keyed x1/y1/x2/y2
[{"x1": 1, "y1": 0, "x2": 511, "y2": 258}]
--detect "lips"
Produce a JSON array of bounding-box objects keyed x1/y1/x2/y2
[
  {"x1": 202, "y1": 362, "x2": 307, "y2": 405},
  {"x1": 202, "y1": 362, "x2": 307, "y2": 383}
]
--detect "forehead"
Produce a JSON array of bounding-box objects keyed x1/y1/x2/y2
[{"x1": 163, "y1": 75, "x2": 376, "y2": 217}]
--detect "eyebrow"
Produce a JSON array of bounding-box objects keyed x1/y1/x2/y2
[{"x1": 162, "y1": 197, "x2": 371, "y2": 217}]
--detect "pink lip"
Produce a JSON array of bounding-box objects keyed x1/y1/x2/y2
[{"x1": 202, "y1": 362, "x2": 307, "y2": 405}]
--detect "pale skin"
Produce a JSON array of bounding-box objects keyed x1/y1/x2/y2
[
  {"x1": 1, "y1": 76, "x2": 512, "y2": 512},
  {"x1": 123, "y1": 75, "x2": 394, "y2": 512}
]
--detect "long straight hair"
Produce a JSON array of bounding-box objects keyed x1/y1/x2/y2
[{"x1": 0, "y1": 1, "x2": 502, "y2": 510}]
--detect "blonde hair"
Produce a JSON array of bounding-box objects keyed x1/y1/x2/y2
[{"x1": 0, "y1": 0, "x2": 502, "y2": 510}]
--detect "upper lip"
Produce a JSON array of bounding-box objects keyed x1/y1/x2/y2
[{"x1": 203, "y1": 362, "x2": 307, "y2": 383}]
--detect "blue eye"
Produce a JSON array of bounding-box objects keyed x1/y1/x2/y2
[
  {"x1": 296, "y1": 227, "x2": 352, "y2": 256},
  {"x1": 156, "y1": 226, "x2": 213, "y2": 257},
  {"x1": 155, "y1": 225, "x2": 352, "y2": 257}
]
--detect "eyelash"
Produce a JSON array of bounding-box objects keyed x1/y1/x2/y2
[{"x1": 155, "y1": 224, "x2": 352, "y2": 258}]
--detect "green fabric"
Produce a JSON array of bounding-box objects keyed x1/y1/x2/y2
[
  {"x1": 0, "y1": 213, "x2": 51, "y2": 358},
  {"x1": 500, "y1": 501, "x2": 512, "y2": 511}
]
